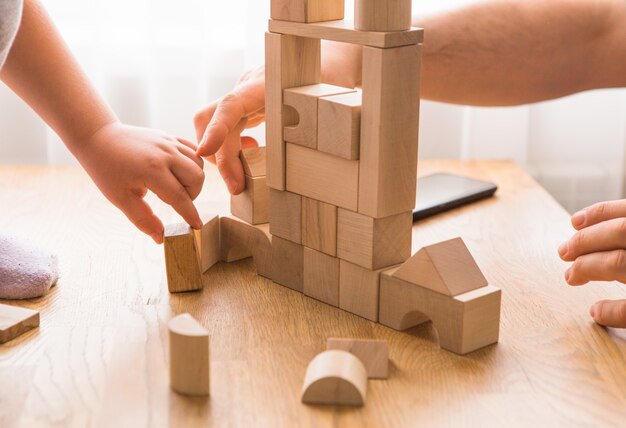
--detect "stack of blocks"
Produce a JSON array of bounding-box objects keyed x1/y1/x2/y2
[{"x1": 163, "y1": 0, "x2": 502, "y2": 356}]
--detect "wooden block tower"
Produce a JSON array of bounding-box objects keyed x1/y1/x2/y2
[{"x1": 163, "y1": 0, "x2": 502, "y2": 356}]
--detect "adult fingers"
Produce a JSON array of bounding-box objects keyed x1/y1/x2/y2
[
  {"x1": 215, "y1": 119, "x2": 247, "y2": 195},
  {"x1": 117, "y1": 195, "x2": 164, "y2": 244},
  {"x1": 170, "y1": 155, "x2": 205, "y2": 200},
  {"x1": 177, "y1": 137, "x2": 198, "y2": 151},
  {"x1": 559, "y1": 218, "x2": 626, "y2": 262},
  {"x1": 147, "y1": 172, "x2": 202, "y2": 229},
  {"x1": 193, "y1": 103, "x2": 217, "y2": 143},
  {"x1": 241, "y1": 136, "x2": 259, "y2": 150},
  {"x1": 564, "y1": 250, "x2": 626, "y2": 285},
  {"x1": 589, "y1": 299, "x2": 626, "y2": 328},
  {"x1": 571, "y1": 200, "x2": 626, "y2": 230}
]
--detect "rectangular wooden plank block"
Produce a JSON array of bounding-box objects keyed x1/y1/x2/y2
[
  {"x1": 271, "y1": 0, "x2": 344, "y2": 23},
  {"x1": 164, "y1": 223, "x2": 203, "y2": 293},
  {"x1": 318, "y1": 91, "x2": 362, "y2": 160},
  {"x1": 0, "y1": 304, "x2": 39, "y2": 344},
  {"x1": 193, "y1": 213, "x2": 220, "y2": 273},
  {"x1": 359, "y1": 44, "x2": 421, "y2": 218},
  {"x1": 265, "y1": 32, "x2": 321, "y2": 190},
  {"x1": 271, "y1": 236, "x2": 305, "y2": 292},
  {"x1": 230, "y1": 175, "x2": 269, "y2": 225},
  {"x1": 337, "y1": 209, "x2": 412, "y2": 270},
  {"x1": 284, "y1": 84, "x2": 355, "y2": 149},
  {"x1": 301, "y1": 197, "x2": 337, "y2": 256},
  {"x1": 268, "y1": 20, "x2": 424, "y2": 48},
  {"x1": 269, "y1": 189, "x2": 302, "y2": 243},
  {"x1": 303, "y1": 247, "x2": 340, "y2": 306},
  {"x1": 327, "y1": 337, "x2": 389, "y2": 379},
  {"x1": 339, "y1": 260, "x2": 392, "y2": 322},
  {"x1": 240, "y1": 147, "x2": 266, "y2": 178},
  {"x1": 286, "y1": 143, "x2": 359, "y2": 210}
]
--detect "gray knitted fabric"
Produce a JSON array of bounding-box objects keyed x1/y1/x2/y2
[
  {"x1": 0, "y1": 231, "x2": 59, "y2": 299},
  {"x1": 0, "y1": 0, "x2": 23, "y2": 69}
]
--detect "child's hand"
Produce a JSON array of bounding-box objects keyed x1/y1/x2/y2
[
  {"x1": 559, "y1": 200, "x2": 626, "y2": 328},
  {"x1": 77, "y1": 122, "x2": 205, "y2": 244}
]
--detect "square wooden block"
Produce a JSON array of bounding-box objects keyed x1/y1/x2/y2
[
  {"x1": 271, "y1": 236, "x2": 305, "y2": 292},
  {"x1": 318, "y1": 91, "x2": 362, "y2": 160},
  {"x1": 303, "y1": 247, "x2": 340, "y2": 306},
  {"x1": 269, "y1": 189, "x2": 302, "y2": 243},
  {"x1": 302, "y1": 197, "x2": 337, "y2": 256},
  {"x1": 339, "y1": 260, "x2": 390, "y2": 322},
  {"x1": 240, "y1": 147, "x2": 266, "y2": 178},
  {"x1": 164, "y1": 223, "x2": 203, "y2": 293},
  {"x1": 327, "y1": 337, "x2": 389, "y2": 379},
  {"x1": 231, "y1": 175, "x2": 269, "y2": 225},
  {"x1": 271, "y1": 0, "x2": 344, "y2": 23},
  {"x1": 337, "y1": 209, "x2": 412, "y2": 270}
]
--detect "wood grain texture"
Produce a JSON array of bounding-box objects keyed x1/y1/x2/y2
[
  {"x1": 286, "y1": 143, "x2": 359, "y2": 210},
  {"x1": 304, "y1": 247, "x2": 340, "y2": 306},
  {"x1": 268, "y1": 19, "x2": 424, "y2": 48},
  {"x1": 271, "y1": 0, "x2": 344, "y2": 23},
  {"x1": 354, "y1": 0, "x2": 412, "y2": 32},
  {"x1": 240, "y1": 147, "x2": 267, "y2": 178},
  {"x1": 193, "y1": 213, "x2": 220, "y2": 273},
  {"x1": 168, "y1": 313, "x2": 210, "y2": 396},
  {"x1": 230, "y1": 174, "x2": 269, "y2": 225},
  {"x1": 0, "y1": 304, "x2": 39, "y2": 344},
  {"x1": 318, "y1": 91, "x2": 362, "y2": 160},
  {"x1": 269, "y1": 188, "x2": 302, "y2": 243},
  {"x1": 301, "y1": 197, "x2": 337, "y2": 256},
  {"x1": 164, "y1": 223, "x2": 203, "y2": 293},
  {"x1": 327, "y1": 337, "x2": 389, "y2": 379},
  {"x1": 339, "y1": 260, "x2": 391, "y2": 322},
  {"x1": 271, "y1": 236, "x2": 304, "y2": 292},
  {"x1": 1, "y1": 161, "x2": 625, "y2": 426},
  {"x1": 359, "y1": 44, "x2": 421, "y2": 218},
  {"x1": 219, "y1": 216, "x2": 273, "y2": 278},
  {"x1": 265, "y1": 32, "x2": 321, "y2": 190}
]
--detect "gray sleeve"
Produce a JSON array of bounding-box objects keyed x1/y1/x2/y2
[{"x1": 0, "y1": 0, "x2": 24, "y2": 69}]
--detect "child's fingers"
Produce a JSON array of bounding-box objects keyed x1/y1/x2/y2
[
  {"x1": 196, "y1": 93, "x2": 244, "y2": 157},
  {"x1": 589, "y1": 299, "x2": 626, "y2": 328},
  {"x1": 170, "y1": 155, "x2": 205, "y2": 200},
  {"x1": 241, "y1": 136, "x2": 259, "y2": 150},
  {"x1": 118, "y1": 196, "x2": 164, "y2": 244},
  {"x1": 193, "y1": 103, "x2": 218, "y2": 143},
  {"x1": 176, "y1": 143, "x2": 204, "y2": 170},
  {"x1": 177, "y1": 137, "x2": 199, "y2": 151},
  {"x1": 148, "y1": 173, "x2": 202, "y2": 229},
  {"x1": 214, "y1": 119, "x2": 247, "y2": 195}
]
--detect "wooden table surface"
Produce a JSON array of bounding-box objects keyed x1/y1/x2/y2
[{"x1": 0, "y1": 160, "x2": 624, "y2": 428}]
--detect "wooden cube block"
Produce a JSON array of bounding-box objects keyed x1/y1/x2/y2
[
  {"x1": 0, "y1": 304, "x2": 39, "y2": 344},
  {"x1": 303, "y1": 247, "x2": 340, "y2": 306},
  {"x1": 230, "y1": 175, "x2": 269, "y2": 225},
  {"x1": 271, "y1": 236, "x2": 304, "y2": 292},
  {"x1": 193, "y1": 213, "x2": 220, "y2": 273},
  {"x1": 301, "y1": 197, "x2": 337, "y2": 256},
  {"x1": 327, "y1": 337, "x2": 389, "y2": 379},
  {"x1": 164, "y1": 223, "x2": 203, "y2": 293},
  {"x1": 339, "y1": 260, "x2": 392, "y2": 322},
  {"x1": 168, "y1": 313, "x2": 210, "y2": 396},
  {"x1": 271, "y1": 0, "x2": 344, "y2": 23},
  {"x1": 318, "y1": 91, "x2": 362, "y2": 160},
  {"x1": 355, "y1": 0, "x2": 412, "y2": 32},
  {"x1": 284, "y1": 84, "x2": 355, "y2": 149},
  {"x1": 265, "y1": 33, "x2": 321, "y2": 190},
  {"x1": 240, "y1": 147, "x2": 266, "y2": 178},
  {"x1": 286, "y1": 143, "x2": 359, "y2": 211},
  {"x1": 359, "y1": 44, "x2": 421, "y2": 218},
  {"x1": 337, "y1": 209, "x2": 412, "y2": 270},
  {"x1": 269, "y1": 189, "x2": 302, "y2": 243}
]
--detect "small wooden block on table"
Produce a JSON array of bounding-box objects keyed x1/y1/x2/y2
[
  {"x1": 318, "y1": 91, "x2": 362, "y2": 160},
  {"x1": 303, "y1": 247, "x2": 340, "y2": 306},
  {"x1": 339, "y1": 260, "x2": 391, "y2": 322},
  {"x1": 327, "y1": 337, "x2": 389, "y2": 379},
  {"x1": 0, "y1": 304, "x2": 39, "y2": 344},
  {"x1": 168, "y1": 313, "x2": 210, "y2": 396},
  {"x1": 164, "y1": 223, "x2": 203, "y2": 293},
  {"x1": 271, "y1": 0, "x2": 344, "y2": 23}
]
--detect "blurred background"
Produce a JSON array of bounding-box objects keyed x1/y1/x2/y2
[{"x1": 0, "y1": 0, "x2": 625, "y2": 212}]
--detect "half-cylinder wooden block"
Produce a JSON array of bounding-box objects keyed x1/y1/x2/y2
[{"x1": 168, "y1": 313, "x2": 210, "y2": 396}]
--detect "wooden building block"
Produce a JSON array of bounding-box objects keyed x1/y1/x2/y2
[
  {"x1": 394, "y1": 237, "x2": 488, "y2": 296},
  {"x1": 318, "y1": 91, "x2": 362, "y2": 160},
  {"x1": 269, "y1": 189, "x2": 302, "y2": 243},
  {"x1": 354, "y1": 0, "x2": 412, "y2": 32},
  {"x1": 286, "y1": 143, "x2": 359, "y2": 211},
  {"x1": 265, "y1": 33, "x2": 321, "y2": 190},
  {"x1": 303, "y1": 247, "x2": 340, "y2": 306},
  {"x1": 379, "y1": 266, "x2": 501, "y2": 355},
  {"x1": 168, "y1": 313, "x2": 210, "y2": 396},
  {"x1": 0, "y1": 304, "x2": 39, "y2": 344},
  {"x1": 339, "y1": 260, "x2": 392, "y2": 322},
  {"x1": 220, "y1": 216, "x2": 273, "y2": 278},
  {"x1": 301, "y1": 197, "x2": 337, "y2": 256},
  {"x1": 164, "y1": 223, "x2": 203, "y2": 293},
  {"x1": 327, "y1": 338, "x2": 389, "y2": 379},
  {"x1": 301, "y1": 350, "x2": 367, "y2": 406},
  {"x1": 283, "y1": 84, "x2": 356, "y2": 149},
  {"x1": 193, "y1": 213, "x2": 220, "y2": 273},
  {"x1": 359, "y1": 44, "x2": 421, "y2": 218},
  {"x1": 271, "y1": 0, "x2": 344, "y2": 23},
  {"x1": 240, "y1": 147, "x2": 266, "y2": 178},
  {"x1": 337, "y1": 209, "x2": 412, "y2": 270},
  {"x1": 271, "y1": 236, "x2": 305, "y2": 292},
  {"x1": 230, "y1": 175, "x2": 269, "y2": 225},
  {"x1": 268, "y1": 20, "x2": 424, "y2": 49}
]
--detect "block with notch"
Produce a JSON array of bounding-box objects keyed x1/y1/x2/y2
[
  {"x1": 271, "y1": 0, "x2": 344, "y2": 23},
  {"x1": 318, "y1": 91, "x2": 362, "y2": 160},
  {"x1": 303, "y1": 247, "x2": 340, "y2": 306},
  {"x1": 283, "y1": 84, "x2": 355, "y2": 149},
  {"x1": 230, "y1": 175, "x2": 269, "y2": 225},
  {"x1": 301, "y1": 197, "x2": 337, "y2": 256}
]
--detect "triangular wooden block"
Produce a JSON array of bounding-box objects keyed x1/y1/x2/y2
[{"x1": 393, "y1": 237, "x2": 487, "y2": 296}]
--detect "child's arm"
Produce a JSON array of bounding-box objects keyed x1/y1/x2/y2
[{"x1": 0, "y1": 0, "x2": 204, "y2": 243}]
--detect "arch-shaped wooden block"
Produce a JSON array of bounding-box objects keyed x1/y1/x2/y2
[
  {"x1": 301, "y1": 350, "x2": 367, "y2": 406},
  {"x1": 219, "y1": 216, "x2": 273, "y2": 278},
  {"x1": 168, "y1": 313, "x2": 210, "y2": 396},
  {"x1": 354, "y1": 0, "x2": 412, "y2": 32}
]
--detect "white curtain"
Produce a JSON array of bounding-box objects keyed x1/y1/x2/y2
[{"x1": 1, "y1": 0, "x2": 625, "y2": 213}]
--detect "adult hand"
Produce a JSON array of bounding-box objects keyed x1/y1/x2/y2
[{"x1": 558, "y1": 200, "x2": 626, "y2": 328}]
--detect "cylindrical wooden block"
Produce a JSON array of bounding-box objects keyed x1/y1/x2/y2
[
  {"x1": 354, "y1": 0, "x2": 412, "y2": 32},
  {"x1": 169, "y1": 314, "x2": 210, "y2": 396}
]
